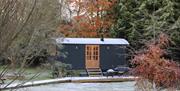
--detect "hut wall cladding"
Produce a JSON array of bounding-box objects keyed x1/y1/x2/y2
[
  {"x1": 58, "y1": 44, "x2": 85, "y2": 69},
  {"x1": 100, "y1": 45, "x2": 127, "y2": 70},
  {"x1": 58, "y1": 44, "x2": 127, "y2": 70}
]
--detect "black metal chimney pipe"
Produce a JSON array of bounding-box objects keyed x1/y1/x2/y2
[{"x1": 100, "y1": 34, "x2": 104, "y2": 41}]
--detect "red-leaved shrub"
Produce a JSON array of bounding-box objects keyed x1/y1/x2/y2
[{"x1": 131, "y1": 33, "x2": 180, "y2": 89}]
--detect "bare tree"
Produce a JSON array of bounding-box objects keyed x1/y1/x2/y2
[{"x1": 0, "y1": 0, "x2": 64, "y2": 90}]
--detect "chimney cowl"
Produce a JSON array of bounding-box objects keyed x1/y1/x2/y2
[{"x1": 101, "y1": 38, "x2": 104, "y2": 41}]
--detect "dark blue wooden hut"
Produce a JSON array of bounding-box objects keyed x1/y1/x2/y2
[{"x1": 56, "y1": 38, "x2": 129, "y2": 72}]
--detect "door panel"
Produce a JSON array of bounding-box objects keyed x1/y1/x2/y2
[{"x1": 85, "y1": 45, "x2": 99, "y2": 68}]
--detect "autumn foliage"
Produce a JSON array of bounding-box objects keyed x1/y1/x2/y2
[
  {"x1": 131, "y1": 33, "x2": 180, "y2": 89},
  {"x1": 59, "y1": 0, "x2": 116, "y2": 37}
]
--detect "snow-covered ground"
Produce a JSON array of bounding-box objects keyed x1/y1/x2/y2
[
  {"x1": 16, "y1": 81, "x2": 135, "y2": 91},
  {"x1": 1, "y1": 76, "x2": 137, "y2": 90}
]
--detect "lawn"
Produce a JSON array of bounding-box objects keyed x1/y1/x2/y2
[
  {"x1": 0, "y1": 65, "x2": 87, "y2": 84},
  {"x1": 0, "y1": 66, "x2": 53, "y2": 83}
]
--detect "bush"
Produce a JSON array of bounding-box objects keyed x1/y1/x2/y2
[
  {"x1": 50, "y1": 61, "x2": 71, "y2": 78},
  {"x1": 131, "y1": 33, "x2": 180, "y2": 90}
]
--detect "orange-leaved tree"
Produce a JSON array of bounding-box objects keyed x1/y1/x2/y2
[
  {"x1": 59, "y1": 0, "x2": 116, "y2": 37},
  {"x1": 131, "y1": 33, "x2": 180, "y2": 90}
]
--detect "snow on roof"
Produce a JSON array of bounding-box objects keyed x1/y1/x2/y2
[{"x1": 56, "y1": 38, "x2": 129, "y2": 45}]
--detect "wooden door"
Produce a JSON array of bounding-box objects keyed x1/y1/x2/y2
[{"x1": 85, "y1": 45, "x2": 100, "y2": 68}]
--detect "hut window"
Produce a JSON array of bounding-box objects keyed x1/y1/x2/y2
[
  {"x1": 86, "y1": 45, "x2": 99, "y2": 61},
  {"x1": 86, "y1": 46, "x2": 93, "y2": 60},
  {"x1": 93, "y1": 46, "x2": 99, "y2": 60}
]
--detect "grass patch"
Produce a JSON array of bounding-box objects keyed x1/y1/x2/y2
[
  {"x1": 0, "y1": 66, "x2": 53, "y2": 83},
  {"x1": 0, "y1": 66, "x2": 87, "y2": 83}
]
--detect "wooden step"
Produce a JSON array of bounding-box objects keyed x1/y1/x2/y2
[
  {"x1": 88, "y1": 72, "x2": 102, "y2": 75},
  {"x1": 89, "y1": 75, "x2": 102, "y2": 77},
  {"x1": 87, "y1": 68, "x2": 101, "y2": 72},
  {"x1": 86, "y1": 68, "x2": 103, "y2": 77}
]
